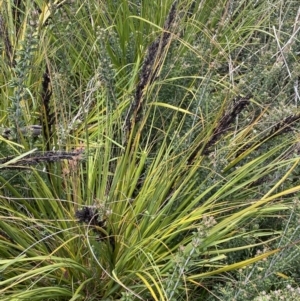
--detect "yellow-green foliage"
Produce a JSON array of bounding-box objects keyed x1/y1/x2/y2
[{"x1": 0, "y1": 0, "x2": 299, "y2": 300}]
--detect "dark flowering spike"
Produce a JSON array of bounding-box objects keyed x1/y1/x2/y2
[
  {"x1": 236, "y1": 113, "x2": 300, "y2": 158},
  {"x1": 75, "y1": 207, "x2": 99, "y2": 226},
  {"x1": 203, "y1": 96, "x2": 251, "y2": 154},
  {"x1": 75, "y1": 206, "x2": 114, "y2": 250},
  {"x1": 123, "y1": 1, "x2": 178, "y2": 141},
  {"x1": 0, "y1": 149, "x2": 84, "y2": 169},
  {"x1": 270, "y1": 114, "x2": 300, "y2": 136},
  {"x1": 41, "y1": 65, "x2": 53, "y2": 151},
  {"x1": 187, "y1": 95, "x2": 251, "y2": 164}
]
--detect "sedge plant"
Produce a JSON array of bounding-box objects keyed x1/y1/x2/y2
[{"x1": 0, "y1": 0, "x2": 300, "y2": 300}]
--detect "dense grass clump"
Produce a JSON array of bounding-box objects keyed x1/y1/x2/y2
[{"x1": 0, "y1": 0, "x2": 300, "y2": 300}]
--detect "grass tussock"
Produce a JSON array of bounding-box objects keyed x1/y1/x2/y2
[{"x1": 0, "y1": 0, "x2": 300, "y2": 300}]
